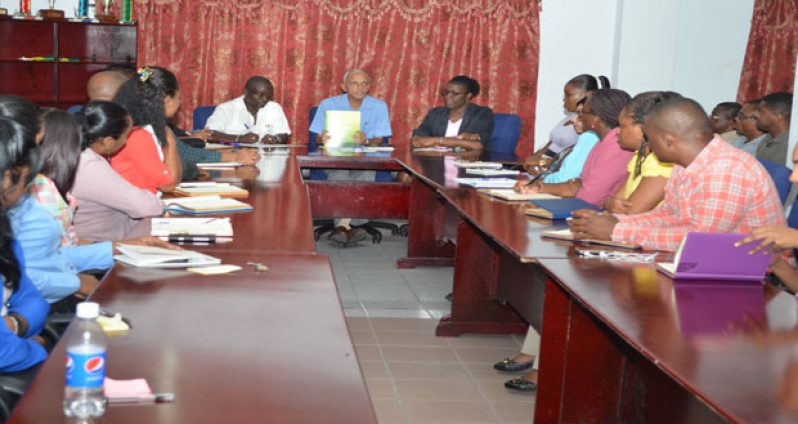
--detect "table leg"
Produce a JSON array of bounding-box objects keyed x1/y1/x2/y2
[
  {"x1": 397, "y1": 177, "x2": 455, "y2": 268},
  {"x1": 436, "y1": 220, "x2": 527, "y2": 336}
]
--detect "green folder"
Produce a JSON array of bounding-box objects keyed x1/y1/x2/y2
[{"x1": 324, "y1": 110, "x2": 361, "y2": 148}]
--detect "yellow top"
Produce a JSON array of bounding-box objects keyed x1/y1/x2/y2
[{"x1": 623, "y1": 151, "x2": 674, "y2": 199}]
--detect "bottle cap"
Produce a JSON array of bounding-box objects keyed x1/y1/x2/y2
[{"x1": 76, "y1": 302, "x2": 100, "y2": 319}]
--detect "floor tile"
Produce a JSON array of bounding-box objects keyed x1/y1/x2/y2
[
  {"x1": 366, "y1": 378, "x2": 398, "y2": 399},
  {"x1": 455, "y1": 346, "x2": 523, "y2": 364},
  {"x1": 381, "y1": 345, "x2": 459, "y2": 363},
  {"x1": 350, "y1": 329, "x2": 378, "y2": 345},
  {"x1": 370, "y1": 317, "x2": 440, "y2": 332},
  {"x1": 344, "y1": 307, "x2": 368, "y2": 317},
  {"x1": 346, "y1": 317, "x2": 371, "y2": 330},
  {"x1": 360, "y1": 361, "x2": 390, "y2": 379},
  {"x1": 402, "y1": 400, "x2": 499, "y2": 423},
  {"x1": 354, "y1": 284, "x2": 418, "y2": 303},
  {"x1": 489, "y1": 401, "x2": 535, "y2": 423},
  {"x1": 371, "y1": 399, "x2": 408, "y2": 424},
  {"x1": 386, "y1": 362, "x2": 472, "y2": 381},
  {"x1": 394, "y1": 379, "x2": 482, "y2": 401},
  {"x1": 427, "y1": 309, "x2": 450, "y2": 319},
  {"x1": 447, "y1": 334, "x2": 522, "y2": 349},
  {"x1": 366, "y1": 308, "x2": 431, "y2": 319},
  {"x1": 462, "y1": 363, "x2": 523, "y2": 384},
  {"x1": 477, "y1": 381, "x2": 537, "y2": 402},
  {"x1": 374, "y1": 330, "x2": 449, "y2": 346},
  {"x1": 354, "y1": 344, "x2": 383, "y2": 362}
]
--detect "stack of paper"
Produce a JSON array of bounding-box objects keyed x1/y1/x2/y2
[
  {"x1": 466, "y1": 168, "x2": 520, "y2": 177},
  {"x1": 456, "y1": 178, "x2": 518, "y2": 189},
  {"x1": 114, "y1": 245, "x2": 221, "y2": 268},
  {"x1": 452, "y1": 160, "x2": 503, "y2": 169},
  {"x1": 163, "y1": 195, "x2": 253, "y2": 215},
  {"x1": 479, "y1": 189, "x2": 561, "y2": 202},
  {"x1": 174, "y1": 182, "x2": 249, "y2": 198},
  {"x1": 151, "y1": 217, "x2": 233, "y2": 243}
]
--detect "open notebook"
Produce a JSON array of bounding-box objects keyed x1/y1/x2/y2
[
  {"x1": 541, "y1": 228, "x2": 641, "y2": 250},
  {"x1": 174, "y1": 182, "x2": 249, "y2": 198},
  {"x1": 163, "y1": 195, "x2": 253, "y2": 215},
  {"x1": 114, "y1": 245, "x2": 221, "y2": 268},
  {"x1": 656, "y1": 232, "x2": 771, "y2": 281},
  {"x1": 479, "y1": 189, "x2": 561, "y2": 202},
  {"x1": 456, "y1": 178, "x2": 518, "y2": 189},
  {"x1": 452, "y1": 160, "x2": 503, "y2": 169},
  {"x1": 465, "y1": 168, "x2": 520, "y2": 177}
]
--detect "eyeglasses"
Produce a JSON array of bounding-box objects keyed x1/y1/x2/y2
[
  {"x1": 440, "y1": 89, "x2": 465, "y2": 97},
  {"x1": 736, "y1": 114, "x2": 757, "y2": 121}
]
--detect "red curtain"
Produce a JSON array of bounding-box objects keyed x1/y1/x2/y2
[
  {"x1": 737, "y1": 0, "x2": 798, "y2": 102},
  {"x1": 132, "y1": 0, "x2": 540, "y2": 156}
]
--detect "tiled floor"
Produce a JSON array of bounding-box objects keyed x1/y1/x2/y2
[{"x1": 317, "y1": 232, "x2": 536, "y2": 424}]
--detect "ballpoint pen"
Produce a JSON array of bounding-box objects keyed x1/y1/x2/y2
[{"x1": 108, "y1": 393, "x2": 176, "y2": 404}]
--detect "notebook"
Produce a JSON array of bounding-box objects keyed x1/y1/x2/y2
[
  {"x1": 163, "y1": 195, "x2": 253, "y2": 215},
  {"x1": 452, "y1": 160, "x2": 503, "y2": 169},
  {"x1": 150, "y1": 217, "x2": 234, "y2": 243},
  {"x1": 325, "y1": 110, "x2": 361, "y2": 148},
  {"x1": 479, "y1": 189, "x2": 561, "y2": 202},
  {"x1": 524, "y1": 198, "x2": 600, "y2": 220},
  {"x1": 456, "y1": 178, "x2": 518, "y2": 189},
  {"x1": 174, "y1": 182, "x2": 249, "y2": 198},
  {"x1": 541, "y1": 228, "x2": 641, "y2": 250},
  {"x1": 114, "y1": 245, "x2": 221, "y2": 268},
  {"x1": 656, "y1": 232, "x2": 771, "y2": 281},
  {"x1": 466, "y1": 168, "x2": 520, "y2": 177}
]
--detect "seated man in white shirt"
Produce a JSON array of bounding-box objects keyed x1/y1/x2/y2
[{"x1": 205, "y1": 76, "x2": 291, "y2": 144}]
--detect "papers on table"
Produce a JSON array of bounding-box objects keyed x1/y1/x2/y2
[
  {"x1": 479, "y1": 189, "x2": 561, "y2": 202},
  {"x1": 196, "y1": 162, "x2": 241, "y2": 169},
  {"x1": 541, "y1": 228, "x2": 641, "y2": 250},
  {"x1": 455, "y1": 178, "x2": 518, "y2": 189},
  {"x1": 452, "y1": 160, "x2": 503, "y2": 169},
  {"x1": 151, "y1": 217, "x2": 233, "y2": 243},
  {"x1": 175, "y1": 182, "x2": 249, "y2": 198},
  {"x1": 321, "y1": 146, "x2": 395, "y2": 153},
  {"x1": 466, "y1": 168, "x2": 520, "y2": 177},
  {"x1": 163, "y1": 195, "x2": 253, "y2": 215},
  {"x1": 114, "y1": 245, "x2": 221, "y2": 268}
]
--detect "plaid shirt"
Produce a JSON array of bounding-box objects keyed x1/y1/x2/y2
[{"x1": 612, "y1": 136, "x2": 786, "y2": 251}]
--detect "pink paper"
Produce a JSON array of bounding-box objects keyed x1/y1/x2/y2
[{"x1": 104, "y1": 378, "x2": 153, "y2": 398}]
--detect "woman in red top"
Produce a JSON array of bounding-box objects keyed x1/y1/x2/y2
[{"x1": 111, "y1": 66, "x2": 182, "y2": 193}]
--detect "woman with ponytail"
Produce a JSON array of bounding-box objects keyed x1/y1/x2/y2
[
  {"x1": 411, "y1": 75, "x2": 494, "y2": 151},
  {"x1": 0, "y1": 115, "x2": 49, "y2": 373},
  {"x1": 111, "y1": 66, "x2": 183, "y2": 193},
  {"x1": 603, "y1": 91, "x2": 679, "y2": 214},
  {"x1": 71, "y1": 101, "x2": 165, "y2": 241}
]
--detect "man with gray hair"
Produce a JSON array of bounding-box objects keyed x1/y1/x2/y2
[{"x1": 309, "y1": 68, "x2": 393, "y2": 246}]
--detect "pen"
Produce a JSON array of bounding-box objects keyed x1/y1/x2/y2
[{"x1": 108, "y1": 392, "x2": 176, "y2": 404}]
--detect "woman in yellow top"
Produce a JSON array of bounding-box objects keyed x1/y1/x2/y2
[{"x1": 604, "y1": 91, "x2": 681, "y2": 214}]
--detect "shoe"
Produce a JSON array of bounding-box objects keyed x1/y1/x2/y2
[
  {"x1": 493, "y1": 357, "x2": 534, "y2": 372},
  {"x1": 504, "y1": 377, "x2": 537, "y2": 392}
]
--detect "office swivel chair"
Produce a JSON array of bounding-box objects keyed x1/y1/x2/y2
[
  {"x1": 489, "y1": 113, "x2": 522, "y2": 154},
  {"x1": 307, "y1": 107, "x2": 404, "y2": 243},
  {"x1": 192, "y1": 105, "x2": 217, "y2": 131}
]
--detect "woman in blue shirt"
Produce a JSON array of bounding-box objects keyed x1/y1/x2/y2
[{"x1": 0, "y1": 116, "x2": 49, "y2": 373}]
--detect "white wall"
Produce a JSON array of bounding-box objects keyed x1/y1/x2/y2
[{"x1": 534, "y1": 0, "x2": 756, "y2": 150}]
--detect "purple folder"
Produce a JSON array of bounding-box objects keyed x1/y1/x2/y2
[{"x1": 655, "y1": 232, "x2": 771, "y2": 281}]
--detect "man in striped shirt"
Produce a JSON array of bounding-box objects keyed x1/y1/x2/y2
[{"x1": 570, "y1": 97, "x2": 785, "y2": 252}]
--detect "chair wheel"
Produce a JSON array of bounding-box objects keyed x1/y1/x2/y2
[
  {"x1": 399, "y1": 225, "x2": 409, "y2": 237},
  {"x1": 371, "y1": 232, "x2": 382, "y2": 243}
]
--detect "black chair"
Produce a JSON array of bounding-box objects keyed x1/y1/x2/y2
[
  {"x1": 307, "y1": 107, "x2": 406, "y2": 243},
  {"x1": 0, "y1": 366, "x2": 39, "y2": 423}
]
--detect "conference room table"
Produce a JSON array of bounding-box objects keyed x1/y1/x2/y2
[{"x1": 12, "y1": 144, "x2": 798, "y2": 423}]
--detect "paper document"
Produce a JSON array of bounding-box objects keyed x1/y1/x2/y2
[
  {"x1": 324, "y1": 110, "x2": 361, "y2": 148},
  {"x1": 466, "y1": 168, "x2": 520, "y2": 176},
  {"x1": 453, "y1": 160, "x2": 503, "y2": 169},
  {"x1": 114, "y1": 245, "x2": 222, "y2": 268},
  {"x1": 479, "y1": 189, "x2": 561, "y2": 202},
  {"x1": 455, "y1": 178, "x2": 518, "y2": 189}
]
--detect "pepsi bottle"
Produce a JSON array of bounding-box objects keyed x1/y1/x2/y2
[{"x1": 63, "y1": 302, "x2": 108, "y2": 418}]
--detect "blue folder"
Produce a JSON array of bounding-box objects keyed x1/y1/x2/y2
[{"x1": 524, "y1": 198, "x2": 600, "y2": 220}]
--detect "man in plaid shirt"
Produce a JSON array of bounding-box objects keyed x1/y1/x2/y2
[{"x1": 571, "y1": 97, "x2": 785, "y2": 252}]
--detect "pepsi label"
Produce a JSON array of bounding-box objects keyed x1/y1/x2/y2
[{"x1": 65, "y1": 351, "x2": 106, "y2": 388}]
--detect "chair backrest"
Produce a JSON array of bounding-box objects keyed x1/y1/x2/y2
[
  {"x1": 193, "y1": 105, "x2": 216, "y2": 130},
  {"x1": 309, "y1": 106, "x2": 319, "y2": 151},
  {"x1": 66, "y1": 104, "x2": 84, "y2": 114},
  {"x1": 758, "y1": 158, "x2": 791, "y2": 204},
  {"x1": 489, "y1": 113, "x2": 522, "y2": 154}
]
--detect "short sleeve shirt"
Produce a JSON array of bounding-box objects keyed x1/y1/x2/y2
[
  {"x1": 623, "y1": 152, "x2": 674, "y2": 199},
  {"x1": 309, "y1": 94, "x2": 392, "y2": 140}
]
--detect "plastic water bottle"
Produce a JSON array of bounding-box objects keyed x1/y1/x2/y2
[{"x1": 63, "y1": 302, "x2": 108, "y2": 418}]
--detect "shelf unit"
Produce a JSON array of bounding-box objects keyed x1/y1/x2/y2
[{"x1": 0, "y1": 19, "x2": 137, "y2": 108}]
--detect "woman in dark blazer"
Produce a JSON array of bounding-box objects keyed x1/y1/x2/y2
[{"x1": 411, "y1": 75, "x2": 494, "y2": 151}]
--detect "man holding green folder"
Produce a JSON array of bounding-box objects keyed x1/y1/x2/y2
[{"x1": 309, "y1": 69, "x2": 393, "y2": 246}]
